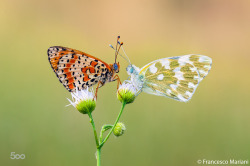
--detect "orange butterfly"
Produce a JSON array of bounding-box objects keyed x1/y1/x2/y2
[{"x1": 48, "y1": 37, "x2": 122, "y2": 97}]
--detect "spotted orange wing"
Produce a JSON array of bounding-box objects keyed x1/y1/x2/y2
[{"x1": 48, "y1": 46, "x2": 112, "y2": 92}]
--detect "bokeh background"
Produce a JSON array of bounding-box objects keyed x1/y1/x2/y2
[{"x1": 1, "y1": 0, "x2": 250, "y2": 165}]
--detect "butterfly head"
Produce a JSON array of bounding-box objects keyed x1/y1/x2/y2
[
  {"x1": 126, "y1": 64, "x2": 139, "y2": 75},
  {"x1": 110, "y1": 62, "x2": 120, "y2": 73}
]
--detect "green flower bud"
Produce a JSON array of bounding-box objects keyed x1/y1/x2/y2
[
  {"x1": 67, "y1": 88, "x2": 96, "y2": 114},
  {"x1": 113, "y1": 122, "x2": 126, "y2": 137},
  {"x1": 76, "y1": 99, "x2": 96, "y2": 114},
  {"x1": 117, "y1": 81, "x2": 138, "y2": 104},
  {"x1": 117, "y1": 89, "x2": 135, "y2": 104}
]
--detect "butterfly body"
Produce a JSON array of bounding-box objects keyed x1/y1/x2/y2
[
  {"x1": 48, "y1": 46, "x2": 120, "y2": 92},
  {"x1": 126, "y1": 64, "x2": 143, "y2": 90},
  {"x1": 126, "y1": 54, "x2": 212, "y2": 102}
]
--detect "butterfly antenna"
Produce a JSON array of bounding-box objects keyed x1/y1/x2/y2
[
  {"x1": 109, "y1": 44, "x2": 131, "y2": 64},
  {"x1": 116, "y1": 41, "x2": 123, "y2": 58},
  {"x1": 115, "y1": 36, "x2": 120, "y2": 63},
  {"x1": 120, "y1": 44, "x2": 131, "y2": 64}
]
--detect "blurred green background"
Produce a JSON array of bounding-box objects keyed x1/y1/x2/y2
[{"x1": 1, "y1": 0, "x2": 250, "y2": 165}]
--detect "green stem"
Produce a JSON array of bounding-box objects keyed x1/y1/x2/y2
[
  {"x1": 99, "y1": 125, "x2": 113, "y2": 143},
  {"x1": 88, "y1": 113, "x2": 101, "y2": 166},
  {"x1": 99, "y1": 128, "x2": 104, "y2": 144},
  {"x1": 99, "y1": 101, "x2": 126, "y2": 148},
  {"x1": 88, "y1": 113, "x2": 99, "y2": 148},
  {"x1": 96, "y1": 148, "x2": 101, "y2": 166}
]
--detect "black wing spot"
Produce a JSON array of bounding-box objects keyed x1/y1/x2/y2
[
  {"x1": 101, "y1": 64, "x2": 105, "y2": 67},
  {"x1": 48, "y1": 50, "x2": 53, "y2": 55},
  {"x1": 94, "y1": 74, "x2": 98, "y2": 77},
  {"x1": 94, "y1": 59, "x2": 98, "y2": 62},
  {"x1": 67, "y1": 59, "x2": 69, "y2": 63}
]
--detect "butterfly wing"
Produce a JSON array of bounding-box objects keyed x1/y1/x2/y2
[
  {"x1": 178, "y1": 54, "x2": 212, "y2": 82},
  {"x1": 139, "y1": 55, "x2": 212, "y2": 102},
  {"x1": 48, "y1": 46, "x2": 111, "y2": 92}
]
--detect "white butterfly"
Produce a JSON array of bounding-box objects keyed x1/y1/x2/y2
[
  {"x1": 125, "y1": 54, "x2": 212, "y2": 102},
  {"x1": 110, "y1": 42, "x2": 212, "y2": 102}
]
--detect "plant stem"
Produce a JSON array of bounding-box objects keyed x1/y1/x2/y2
[
  {"x1": 87, "y1": 101, "x2": 126, "y2": 165},
  {"x1": 88, "y1": 113, "x2": 101, "y2": 166},
  {"x1": 99, "y1": 101, "x2": 126, "y2": 148},
  {"x1": 88, "y1": 113, "x2": 99, "y2": 148},
  {"x1": 99, "y1": 125, "x2": 113, "y2": 143},
  {"x1": 96, "y1": 148, "x2": 101, "y2": 166}
]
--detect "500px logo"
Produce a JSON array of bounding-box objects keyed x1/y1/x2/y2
[{"x1": 10, "y1": 152, "x2": 25, "y2": 159}]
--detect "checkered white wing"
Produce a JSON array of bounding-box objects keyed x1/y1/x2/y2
[{"x1": 139, "y1": 55, "x2": 212, "y2": 102}]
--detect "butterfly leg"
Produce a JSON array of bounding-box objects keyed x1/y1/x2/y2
[
  {"x1": 93, "y1": 81, "x2": 104, "y2": 100},
  {"x1": 113, "y1": 74, "x2": 122, "y2": 89},
  {"x1": 112, "y1": 74, "x2": 124, "y2": 99}
]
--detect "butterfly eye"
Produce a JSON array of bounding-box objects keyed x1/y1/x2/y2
[
  {"x1": 129, "y1": 67, "x2": 134, "y2": 73},
  {"x1": 113, "y1": 63, "x2": 118, "y2": 70}
]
